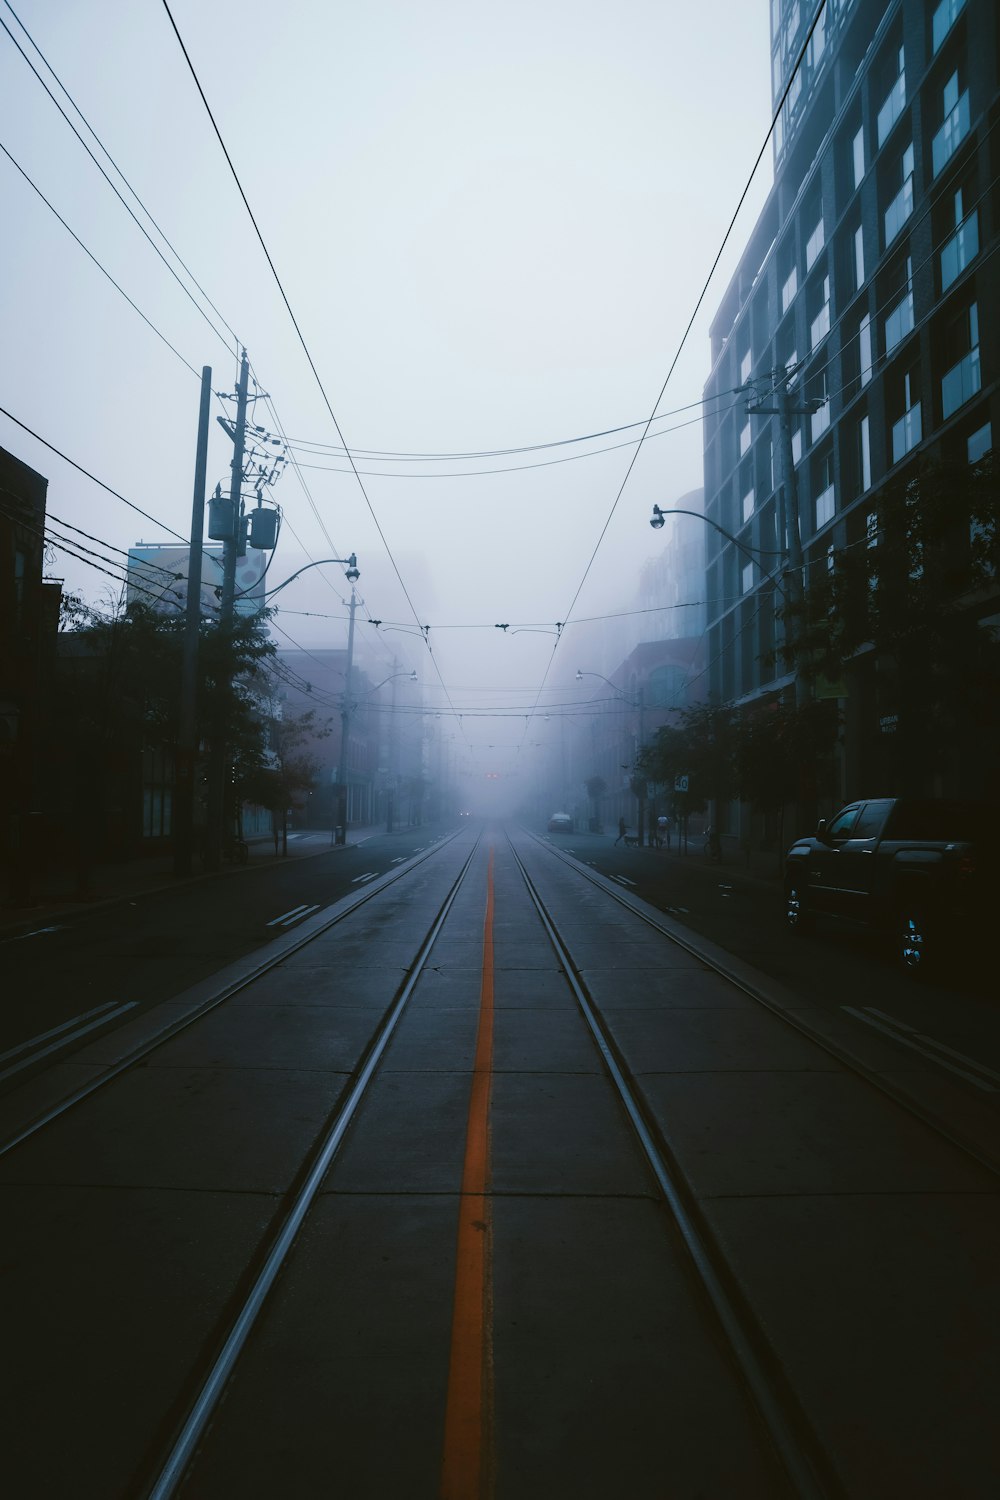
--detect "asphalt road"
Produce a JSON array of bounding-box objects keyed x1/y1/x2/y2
[
  {"x1": 0, "y1": 822, "x2": 457, "y2": 1066},
  {"x1": 542, "y1": 828, "x2": 1000, "y2": 1085}
]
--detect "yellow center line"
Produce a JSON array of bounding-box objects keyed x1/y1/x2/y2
[{"x1": 440, "y1": 844, "x2": 496, "y2": 1499}]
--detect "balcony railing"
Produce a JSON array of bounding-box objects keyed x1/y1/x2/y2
[
  {"x1": 884, "y1": 175, "x2": 913, "y2": 246},
  {"x1": 941, "y1": 346, "x2": 981, "y2": 421},
  {"x1": 940, "y1": 213, "x2": 978, "y2": 291},
  {"x1": 891, "y1": 403, "x2": 922, "y2": 464},
  {"x1": 932, "y1": 0, "x2": 966, "y2": 52},
  {"x1": 877, "y1": 73, "x2": 906, "y2": 148},
  {"x1": 932, "y1": 90, "x2": 970, "y2": 177}
]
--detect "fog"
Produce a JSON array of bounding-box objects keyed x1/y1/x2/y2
[{"x1": 1, "y1": 0, "x2": 773, "y2": 809}]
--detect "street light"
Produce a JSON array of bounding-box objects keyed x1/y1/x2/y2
[{"x1": 261, "y1": 554, "x2": 360, "y2": 600}]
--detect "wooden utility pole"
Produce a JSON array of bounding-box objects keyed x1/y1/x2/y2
[
  {"x1": 204, "y1": 350, "x2": 250, "y2": 870},
  {"x1": 335, "y1": 586, "x2": 358, "y2": 845},
  {"x1": 174, "y1": 365, "x2": 212, "y2": 877}
]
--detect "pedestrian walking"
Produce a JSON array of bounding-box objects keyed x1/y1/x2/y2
[
  {"x1": 656, "y1": 813, "x2": 670, "y2": 849},
  {"x1": 614, "y1": 816, "x2": 627, "y2": 845}
]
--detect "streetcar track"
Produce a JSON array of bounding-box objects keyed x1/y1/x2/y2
[
  {"x1": 528, "y1": 830, "x2": 1000, "y2": 1179},
  {"x1": 141, "y1": 831, "x2": 484, "y2": 1500},
  {"x1": 505, "y1": 832, "x2": 834, "y2": 1499},
  {"x1": 0, "y1": 828, "x2": 466, "y2": 1158}
]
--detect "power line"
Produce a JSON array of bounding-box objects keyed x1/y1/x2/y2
[
  {"x1": 277, "y1": 390, "x2": 737, "y2": 461},
  {"x1": 287, "y1": 407, "x2": 731, "y2": 481},
  {"x1": 0, "y1": 139, "x2": 201, "y2": 377},
  {"x1": 159, "y1": 0, "x2": 471, "y2": 752},
  {"x1": 0, "y1": 9, "x2": 236, "y2": 359}
]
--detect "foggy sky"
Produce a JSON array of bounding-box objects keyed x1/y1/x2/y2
[{"x1": 1, "y1": 0, "x2": 773, "y2": 790}]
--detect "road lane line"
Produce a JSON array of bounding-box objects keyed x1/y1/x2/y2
[
  {"x1": 279, "y1": 905, "x2": 320, "y2": 927},
  {"x1": 441, "y1": 845, "x2": 495, "y2": 1499},
  {"x1": 0, "y1": 1001, "x2": 120, "y2": 1064},
  {"x1": 265, "y1": 904, "x2": 311, "y2": 928},
  {"x1": 350, "y1": 872, "x2": 377, "y2": 884},
  {"x1": 0, "y1": 1002, "x2": 137, "y2": 1083}
]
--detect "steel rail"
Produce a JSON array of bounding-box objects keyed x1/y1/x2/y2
[
  {"x1": 528, "y1": 830, "x2": 1000, "y2": 1179},
  {"x1": 0, "y1": 828, "x2": 466, "y2": 1159},
  {"x1": 144, "y1": 832, "x2": 483, "y2": 1499},
  {"x1": 506, "y1": 831, "x2": 835, "y2": 1499}
]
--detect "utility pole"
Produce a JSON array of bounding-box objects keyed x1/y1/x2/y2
[
  {"x1": 174, "y1": 365, "x2": 213, "y2": 877},
  {"x1": 747, "y1": 366, "x2": 820, "y2": 707},
  {"x1": 335, "y1": 586, "x2": 359, "y2": 845},
  {"x1": 205, "y1": 349, "x2": 250, "y2": 870}
]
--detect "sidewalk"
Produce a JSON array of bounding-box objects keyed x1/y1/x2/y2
[
  {"x1": 602, "y1": 830, "x2": 785, "y2": 892},
  {"x1": 0, "y1": 825, "x2": 385, "y2": 939}
]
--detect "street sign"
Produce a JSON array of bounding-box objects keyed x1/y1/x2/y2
[{"x1": 674, "y1": 774, "x2": 689, "y2": 792}]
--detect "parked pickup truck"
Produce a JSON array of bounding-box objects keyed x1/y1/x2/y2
[{"x1": 784, "y1": 797, "x2": 998, "y2": 975}]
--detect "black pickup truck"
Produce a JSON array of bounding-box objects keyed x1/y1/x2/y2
[{"x1": 783, "y1": 797, "x2": 997, "y2": 975}]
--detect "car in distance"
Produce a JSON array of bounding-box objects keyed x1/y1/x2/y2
[
  {"x1": 547, "y1": 812, "x2": 573, "y2": 833},
  {"x1": 784, "y1": 796, "x2": 997, "y2": 975}
]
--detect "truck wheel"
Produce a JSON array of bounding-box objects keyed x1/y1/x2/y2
[
  {"x1": 785, "y1": 878, "x2": 812, "y2": 933},
  {"x1": 898, "y1": 905, "x2": 930, "y2": 976}
]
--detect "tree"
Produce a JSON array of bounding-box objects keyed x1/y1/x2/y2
[{"x1": 241, "y1": 692, "x2": 329, "y2": 855}]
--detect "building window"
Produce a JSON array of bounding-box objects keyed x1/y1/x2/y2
[
  {"x1": 877, "y1": 46, "x2": 906, "y2": 148},
  {"x1": 859, "y1": 413, "x2": 871, "y2": 491},
  {"x1": 740, "y1": 346, "x2": 752, "y2": 384},
  {"x1": 742, "y1": 484, "x2": 755, "y2": 524},
  {"x1": 809, "y1": 274, "x2": 831, "y2": 350},
  {"x1": 933, "y1": 69, "x2": 970, "y2": 177},
  {"x1": 815, "y1": 450, "x2": 835, "y2": 528},
  {"x1": 739, "y1": 419, "x2": 752, "y2": 457},
  {"x1": 967, "y1": 421, "x2": 992, "y2": 463},
  {"x1": 932, "y1": 0, "x2": 966, "y2": 52},
  {"x1": 941, "y1": 300, "x2": 981, "y2": 420},
  {"x1": 859, "y1": 314, "x2": 873, "y2": 386},
  {"x1": 810, "y1": 372, "x2": 830, "y2": 443},
  {"x1": 791, "y1": 426, "x2": 803, "y2": 466},
  {"x1": 742, "y1": 561, "x2": 755, "y2": 595},
  {"x1": 852, "y1": 126, "x2": 865, "y2": 188},
  {"x1": 805, "y1": 216, "x2": 825, "y2": 271},
  {"x1": 781, "y1": 265, "x2": 798, "y2": 314},
  {"x1": 891, "y1": 368, "x2": 922, "y2": 462},
  {"x1": 940, "y1": 187, "x2": 979, "y2": 291},
  {"x1": 884, "y1": 255, "x2": 914, "y2": 355},
  {"x1": 853, "y1": 225, "x2": 865, "y2": 292},
  {"x1": 884, "y1": 143, "x2": 914, "y2": 246}
]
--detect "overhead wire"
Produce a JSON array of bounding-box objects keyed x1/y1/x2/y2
[{"x1": 159, "y1": 0, "x2": 472, "y2": 754}]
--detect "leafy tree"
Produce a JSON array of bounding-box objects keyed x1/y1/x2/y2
[{"x1": 240, "y1": 692, "x2": 329, "y2": 854}]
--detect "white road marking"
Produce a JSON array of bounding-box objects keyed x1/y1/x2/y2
[
  {"x1": 266, "y1": 904, "x2": 311, "y2": 927},
  {"x1": 843, "y1": 1006, "x2": 1000, "y2": 1092},
  {"x1": 390, "y1": 857, "x2": 406, "y2": 864},
  {"x1": 0, "y1": 1001, "x2": 138, "y2": 1083},
  {"x1": 611, "y1": 874, "x2": 637, "y2": 887},
  {"x1": 0, "y1": 1001, "x2": 120, "y2": 1064},
  {"x1": 8, "y1": 925, "x2": 65, "y2": 942},
  {"x1": 278, "y1": 904, "x2": 320, "y2": 926},
  {"x1": 351, "y1": 872, "x2": 378, "y2": 884}
]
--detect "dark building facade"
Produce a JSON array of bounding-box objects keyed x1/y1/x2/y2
[
  {"x1": 703, "y1": 0, "x2": 998, "y2": 808},
  {"x1": 0, "y1": 447, "x2": 62, "y2": 898}
]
